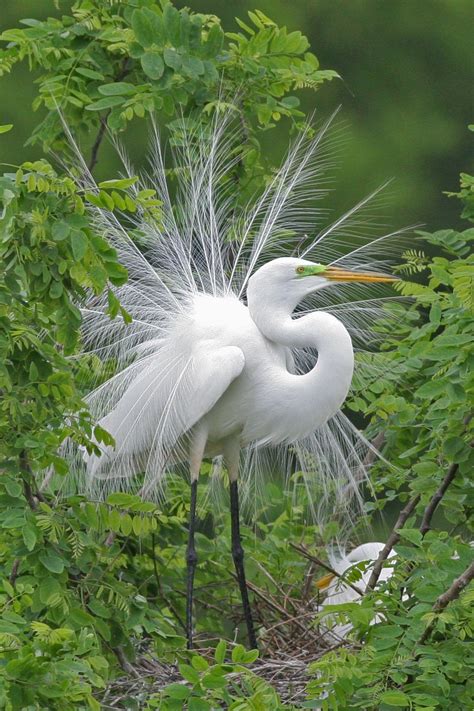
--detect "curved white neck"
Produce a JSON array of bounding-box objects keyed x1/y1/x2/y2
[{"x1": 248, "y1": 294, "x2": 354, "y2": 433}]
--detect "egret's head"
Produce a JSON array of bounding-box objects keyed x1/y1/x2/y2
[{"x1": 248, "y1": 257, "x2": 398, "y2": 311}]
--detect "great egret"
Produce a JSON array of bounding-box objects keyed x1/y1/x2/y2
[
  {"x1": 316, "y1": 542, "x2": 396, "y2": 642},
  {"x1": 70, "y1": 112, "x2": 406, "y2": 648}
]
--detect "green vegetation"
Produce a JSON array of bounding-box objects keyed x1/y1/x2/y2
[{"x1": 0, "y1": 2, "x2": 472, "y2": 709}]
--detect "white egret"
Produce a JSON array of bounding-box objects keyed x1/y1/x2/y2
[
  {"x1": 316, "y1": 542, "x2": 396, "y2": 642},
  {"x1": 70, "y1": 112, "x2": 406, "y2": 648}
]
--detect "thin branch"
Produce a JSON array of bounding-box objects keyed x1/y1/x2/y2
[
  {"x1": 112, "y1": 646, "x2": 140, "y2": 678},
  {"x1": 418, "y1": 560, "x2": 474, "y2": 646},
  {"x1": 9, "y1": 558, "x2": 20, "y2": 586},
  {"x1": 244, "y1": 578, "x2": 316, "y2": 639},
  {"x1": 418, "y1": 415, "x2": 472, "y2": 536},
  {"x1": 366, "y1": 494, "x2": 421, "y2": 591},
  {"x1": 289, "y1": 542, "x2": 365, "y2": 597},
  {"x1": 88, "y1": 116, "x2": 109, "y2": 173},
  {"x1": 419, "y1": 462, "x2": 459, "y2": 536},
  {"x1": 87, "y1": 58, "x2": 131, "y2": 172}
]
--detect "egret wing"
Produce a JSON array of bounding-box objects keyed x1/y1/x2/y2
[
  {"x1": 181, "y1": 345, "x2": 245, "y2": 433},
  {"x1": 85, "y1": 344, "x2": 245, "y2": 494}
]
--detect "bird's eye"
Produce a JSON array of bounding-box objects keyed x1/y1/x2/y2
[{"x1": 296, "y1": 266, "x2": 305, "y2": 274}]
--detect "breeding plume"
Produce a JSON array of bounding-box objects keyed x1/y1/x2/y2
[{"x1": 73, "y1": 112, "x2": 406, "y2": 648}]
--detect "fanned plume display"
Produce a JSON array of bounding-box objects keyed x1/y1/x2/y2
[{"x1": 59, "y1": 110, "x2": 411, "y2": 526}]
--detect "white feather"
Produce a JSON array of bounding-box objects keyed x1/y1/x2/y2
[{"x1": 58, "y1": 111, "x2": 410, "y2": 525}]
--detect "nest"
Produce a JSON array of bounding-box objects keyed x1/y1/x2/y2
[{"x1": 99, "y1": 566, "x2": 349, "y2": 709}]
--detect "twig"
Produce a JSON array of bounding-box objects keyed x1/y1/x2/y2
[
  {"x1": 418, "y1": 560, "x2": 474, "y2": 646},
  {"x1": 418, "y1": 413, "x2": 471, "y2": 537},
  {"x1": 9, "y1": 558, "x2": 20, "y2": 586},
  {"x1": 301, "y1": 561, "x2": 317, "y2": 602},
  {"x1": 88, "y1": 115, "x2": 109, "y2": 173},
  {"x1": 112, "y1": 646, "x2": 140, "y2": 678},
  {"x1": 290, "y1": 542, "x2": 365, "y2": 597},
  {"x1": 366, "y1": 494, "x2": 421, "y2": 591},
  {"x1": 244, "y1": 578, "x2": 318, "y2": 639},
  {"x1": 419, "y1": 462, "x2": 459, "y2": 536},
  {"x1": 88, "y1": 58, "x2": 131, "y2": 172}
]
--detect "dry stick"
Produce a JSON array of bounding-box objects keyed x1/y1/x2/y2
[
  {"x1": 301, "y1": 561, "x2": 318, "y2": 603},
  {"x1": 112, "y1": 646, "x2": 140, "y2": 678},
  {"x1": 366, "y1": 494, "x2": 421, "y2": 591},
  {"x1": 289, "y1": 542, "x2": 365, "y2": 597},
  {"x1": 244, "y1": 579, "x2": 316, "y2": 639},
  {"x1": 418, "y1": 560, "x2": 474, "y2": 646}
]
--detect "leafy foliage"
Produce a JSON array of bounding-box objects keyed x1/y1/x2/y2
[
  {"x1": 154, "y1": 642, "x2": 295, "y2": 710},
  {"x1": 308, "y1": 184, "x2": 474, "y2": 709},
  {"x1": 0, "y1": 1, "x2": 472, "y2": 709}
]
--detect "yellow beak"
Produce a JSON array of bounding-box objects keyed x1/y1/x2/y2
[
  {"x1": 323, "y1": 266, "x2": 399, "y2": 283},
  {"x1": 315, "y1": 572, "x2": 336, "y2": 590}
]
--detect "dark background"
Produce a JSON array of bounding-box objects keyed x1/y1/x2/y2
[{"x1": 1, "y1": 0, "x2": 473, "y2": 231}]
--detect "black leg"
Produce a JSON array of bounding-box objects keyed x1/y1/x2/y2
[
  {"x1": 230, "y1": 479, "x2": 258, "y2": 649},
  {"x1": 186, "y1": 479, "x2": 198, "y2": 649}
]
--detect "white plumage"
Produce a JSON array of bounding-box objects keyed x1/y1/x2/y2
[
  {"x1": 318, "y1": 542, "x2": 396, "y2": 641},
  {"x1": 59, "y1": 109, "x2": 411, "y2": 647},
  {"x1": 71, "y1": 111, "x2": 407, "y2": 524}
]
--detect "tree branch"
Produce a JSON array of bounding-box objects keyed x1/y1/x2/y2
[
  {"x1": 87, "y1": 58, "x2": 131, "y2": 172},
  {"x1": 366, "y1": 494, "x2": 421, "y2": 591},
  {"x1": 419, "y1": 415, "x2": 472, "y2": 536},
  {"x1": 88, "y1": 116, "x2": 109, "y2": 173},
  {"x1": 419, "y1": 462, "x2": 459, "y2": 536},
  {"x1": 417, "y1": 560, "x2": 474, "y2": 646}
]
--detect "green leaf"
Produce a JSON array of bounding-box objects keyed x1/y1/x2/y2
[
  {"x1": 5, "y1": 480, "x2": 22, "y2": 497},
  {"x1": 379, "y1": 690, "x2": 410, "y2": 707},
  {"x1": 131, "y1": 9, "x2": 153, "y2": 47},
  {"x1": 164, "y1": 683, "x2": 190, "y2": 700},
  {"x1": 88, "y1": 597, "x2": 111, "y2": 619},
  {"x1": 52, "y1": 221, "x2": 70, "y2": 241},
  {"x1": 86, "y1": 96, "x2": 124, "y2": 111},
  {"x1": 76, "y1": 67, "x2": 105, "y2": 80},
  {"x1": 399, "y1": 528, "x2": 423, "y2": 546},
  {"x1": 188, "y1": 699, "x2": 210, "y2": 711},
  {"x1": 214, "y1": 639, "x2": 227, "y2": 664},
  {"x1": 0, "y1": 124, "x2": 13, "y2": 134},
  {"x1": 98, "y1": 177, "x2": 138, "y2": 190},
  {"x1": 191, "y1": 655, "x2": 209, "y2": 671},
  {"x1": 39, "y1": 577, "x2": 61, "y2": 604},
  {"x1": 98, "y1": 82, "x2": 138, "y2": 96},
  {"x1": 141, "y1": 52, "x2": 165, "y2": 80},
  {"x1": 163, "y1": 3, "x2": 181, "y2": 45},
  {"x1": 178, "y1": 663, "x2": 200, "y2": 684},
  {"x1": 132, "y1": 8, "x2": 162, "y2": 48},
  {"x1": 203, "y1": 23, "x2": 224, "y2": 58},
  {"x1": 231, "y1": 643, "x2": 246, "y2": 663},
  {"x1": 22, "y1": 523, "x2": 37, "y2": 551},
  {"x1": 163, "y1": 47, "x2": 182, "y2": 70},
  {"x1": 70, "y1": 231, "x2": 88, "y2": 261},
  {"x1": 120, "y1": 513, "x2": 133, "y2": 535},
  {"x1": 182, "y1": 55, "x2": 204, "y2": 78},
  {"x1": 106, "y1": 492, "x2": 138, "y2": 507},
  {"x1": 39, "y1": 549, "x2": 65, "y2": 574}
]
